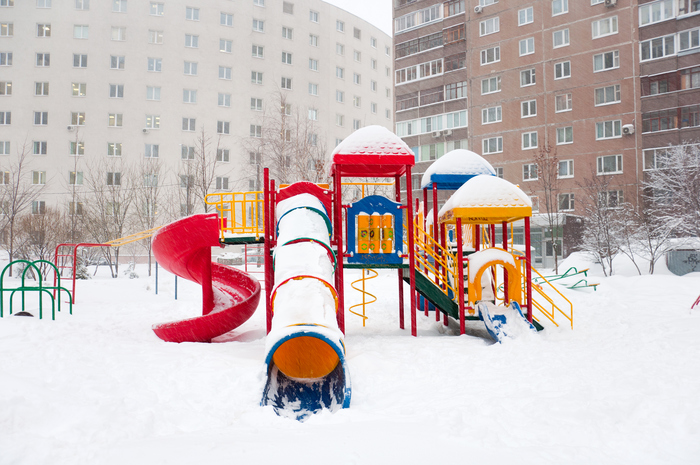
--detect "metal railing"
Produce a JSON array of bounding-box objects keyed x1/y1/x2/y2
[{"x1": 205, "y1": 191, "x2": 265, "y2": 241}]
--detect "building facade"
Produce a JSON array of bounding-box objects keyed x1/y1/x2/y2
[
  {"x1": 393, "y1": 0, "x2": 700, "y2": 265},
  {"x1": 0, "y1": 0, "x2": 394, "y2": 220}
]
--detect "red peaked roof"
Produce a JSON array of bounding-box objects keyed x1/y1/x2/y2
[{"x1": 330, "y1": 126, "x2": 415, "y2": 178}]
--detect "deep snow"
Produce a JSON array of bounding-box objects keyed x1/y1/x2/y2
[{"x1": 1, "y1": 252, "x2": 699, "y2": 465}]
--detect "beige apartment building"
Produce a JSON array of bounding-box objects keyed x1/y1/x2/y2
[{"x1": 0, "y1": 0, "x2": 394, "y2": 219}]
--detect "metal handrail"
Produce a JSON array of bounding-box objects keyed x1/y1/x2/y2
[{"x1": 205, "y1": 191, "x2": 265, "y2": 240}]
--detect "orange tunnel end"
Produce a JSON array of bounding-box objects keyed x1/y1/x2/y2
[{"x1": 272, "y1": 336, "x2": 340, "y2": 379}]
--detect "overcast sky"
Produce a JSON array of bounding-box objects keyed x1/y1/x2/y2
[{"x1": 324, "y1": 0, "x2": 393, "y2": 35}]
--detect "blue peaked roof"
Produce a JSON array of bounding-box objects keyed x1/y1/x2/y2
[{"x1": 420, "y1": 149, "x2": 497, "y2": 190}]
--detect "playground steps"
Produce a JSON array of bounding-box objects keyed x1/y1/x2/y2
[{"x1": 403, "y1": 269, "x2": 544, "y2": 330}]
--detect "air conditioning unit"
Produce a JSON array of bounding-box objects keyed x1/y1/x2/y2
[
  {"x1": 474, "y1": 5, "x2": 483, "y2": 13},
  {"x1": 622, "y1": 123, "x2": 634, "y2": 135},
  {"x1": 443, "y1": 129, "x2": 452, "y2": 136},
  {"x1": 604, "y1": 0, "x2": 617, "y2": 7},
  {"x1": 432, "y1": 130, "x2": 442, "y2": 138},
  {"x1": 67, "y1": 125, "x2": 75, "y2": 131},
  {"x1": 142, "y1": 128, "x2": 149, "y2": 133}
]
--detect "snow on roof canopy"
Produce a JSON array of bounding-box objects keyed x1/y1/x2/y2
[
  {"x1": 420, "y1": 149, "x2": 496, "y2": 190},
  {"x1": 438, "y1": 175, "x2": 532, "y2": 225},
  {"x1": 330, "y1": 125, "x2": 415, "y2": 178}
]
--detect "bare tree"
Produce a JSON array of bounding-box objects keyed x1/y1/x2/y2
[
  {"x1": 0, "y1": 140, "x2": 45, "y2": 276},
  {"x1": 192, "y1": 128, "x2": 223, "y2": 212},
  {"x1": 133, "y1": 158, "x2": 165, "y2": 276},
  {"x1": 80, "y1": 158, "x2": 135, "y2": 277},
  {"x1": 577, "y1": 170, "x2": 625, "y2": 276},
  {"x1": 634, "y1": 202, "x2": 683, "y2": 274},
  {"x1": 14, "y1": 207, "x2": 70, "y2": 280},
  {"x1": 66, "y1": 127, "x2": 86, "y2": 243},
  {"x1": 533, "y1": 143, "x2": 562, "y2": 273}
]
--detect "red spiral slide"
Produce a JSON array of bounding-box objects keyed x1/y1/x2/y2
[{"x1": 151, "y1": 214, "x2": 261, "y2": 343}]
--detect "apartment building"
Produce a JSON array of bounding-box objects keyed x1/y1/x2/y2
[{"x1": 0, "y1": 0, "x2": 394, "y2": 218}]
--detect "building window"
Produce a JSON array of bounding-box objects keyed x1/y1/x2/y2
[
  {"x1": 281, "y1": 77, "x2": 292, "y2": 89},
  {"x1": 679, "y1": 28, "x2": 700, "y2": 52},
  {"x1": 73, "y1": 24, "x2": 89, "y2": 39},
  {"x1": 219, "y1": 66, "x2": 233, "y2": 81},
  {"x1": 182, "y1": 117, "x2": 196, "y2": 131},
  {"x1": 519, "y1": 37, "x2": 534, "y2": 56},
  {"x1": 597, "y1": 154, "x2": 623, "y2": 174},
  {"x1": 147, "y1": 58, "x2": 162, "y2": 72},
  {"x1": 186, "y1": 6, "x2": 199, "y2": 20},
  {"x1": 336, "y1": 20, "x2": 344, "y2": 32},
  {"x1": 482, "y1": 106, "x2": 502, "y2": 124},
  {"x1": 109, "y1": 84, "x2": 124, "y2": 98},
  {"x1": 353, "y1": 96, "x2": 361, "y2": 108},
  {"x1": 282, "y1": 26, "x2": 293, "y2": 39},
  {"x1": 250, "y1": 97, "x2": 263, "y2": 111},
  {"x1": 596, "y1": 120, "x2": 622, "y2": 139},
  {"x1": 218, "y1": 93, "x2": 231, "y2": 107},
  {"x1": 108, "y1": 113, "x2": 123, "y2": 127},
  {"x1": 73, "y1": 54, "x2": 88, "y2": 68},
  {"x1": 218, "y1": 39, "x2": 232, "y2": 53},
  {"x1": 0, "y1": 141, "x2": 8, "y2": 156},
  {"x1": 0, "y1": 52, "x2": 12, "y2": 66},
  {"x1": 523, "y1": 164, "x2": 538, "y2": 181},
  {"x1": 640, "y1": 35, "x2": 674, "y2": 61},
  {"x1": 107, "y1": 142, "x2": 122, "y2": 157},
  {"x1": 354, "y1": 27, "x2": 361, "y2": 39},
  {"x1": 37, "y1": 0, "x2": 51, "y2": 7},
  {"x1": 185, "y1": 34, "x2": 199, "y2": 48},
  {"x1": 217, "y1": 149, "x2": 230, "y2": 162},
  {"x1": 354, "y1": 50, "x2": 361, "y2": 62},
  {"x1": 220, "y1": 12, "x2": 233, "y2": 27},
  {"x1": 443, "y1": 24, "x2": 465, "y2": 46},
  {"x1": 32, "y1": 200, "x2": 46, "y2": 215},
  {"x1": 521, "y1": 99, "x2": 537, "y2": 118},
  {"x1": 595, "y1": 84, "x2": 620, "y2": 106},
  {"x1": 555, "y1": 93, "x2": 572, "y2": 112},
  {"x1": 558, "y1": 159, "x2": 574, "y2": 178},
  {"x1": 112, "y1": 0, "x2": 126, "y2": 12},
  {"x1": 592, "y1": 16, "x2": 617, "y2": 39},
  {"x1": 0, "y1": 111, "x2": 10, "y2": 124},
  {"x1": 252, "y1": 44, "x2": 264, "y2": 58},
  {"x1": 353, "y1": 73, "x2": 361, "y2": 85},
  {"x1": 353, "y1": 119, "x2": 361, "y2": 130},
  {"x1": 309, "y1": 58, "x2": 318, "y2": 71},
  {"x1": 111, "y1": 26, "x2": 126, "y2": 41},
  {"x1": 482, "y1": 136, "x2": 503, "y2": 155},
  {"x1": 336, "y1": 114, "x2": 344, "y2": 127},
  {"x1": 308, "y1": 108, "x2": 318, "y2": 121},
  {"x1": 110, "y1": 55, "x2": 125, "y2": 69},
  {"x1": 336, "y1": 90, "x2": 344, "y2": 103},
  {"x1": 480, "y1": 46, "x2": 500, "y2": 65},
  {"x1": 68, "y1": 171, "x2": 84, "y2": 185},
  {"x1": 481, "y1": 76, "x2": 500, "y2": 95},
  {"x1": 145, "y1": 144, "x2": 159, "y2": 158},
  {"x1": 640, "y1": 0, "x2": 673, "y2": 26},
  {"x1": 557, "y1": 126, "x2": 573, "y2": 144},
  {"x1": 71, "y1": 112, "x2": 85, "y2": 126},
  {"x1": 519, "y1": 7, "x2": 533, "y2": 25},
  {"x1": 32, "y1": 171, "x2": 46, "y2": 185},
  {"x1": 143, "y1": 114, "x2": 159, "y2": 129},
  {"x1": 494, "y1": 167, "x2": 504, "y2": 178},
  {"x1": 522, "y1": 131, "x2": 538, "y2": 150},
  {"x1": 599, "y1": 190, "x2": 624, "y2": 209},
  {"x1": 558, "y1": 193, "x2": 574, "y2": 211},
  {"x1": 680, "y1": 67, "x2": 700, "y2": 90},
  {"x1": 480, "y1": 17, "x2": 499, "y2": 36},
  {"x1": 33, "y1": 141, "x2": 47, "y2": 155},
  {"x1": 282, "y1": 51, "x2": 292, "y2": 64},
  {"x1": 181, "y1": 145, "x2": 194, "y2": 160},
  {"x1": 309, "y1": 9, "x2": 318, "y2": 22},
  {"x1": 216, "y1": 177, "x2": 229, "y2": 190},
  {"x1": 218, "y1": 121, "x2": 230, "y2": 135},
  {"x1": 36, "y1": 23, "x2": 49, "y2": 37},
  {"x1": 36, "y1": 53, "x2": 50, "y2": 67},
  {"x1": 552, "y1": 0, "x2": 568, "y2": 16},
  {"x1": 520, "y1": 69, "x2": 536, "y2": 87},
  {"x1": 553, "y1": 28, "x2": 569, "y2": 48},
  {"x1": 309, "y1": 83, "x2": 318, "y2": 95},
  {"x1": 148, "y1": 30, "x2": 163, "y2": 44},
  {"x1": 251, "y1": 71, "x2": 263, "y2": 84},
  {"x1": 184, "y1": 61, "x2": 197, "y2": 75},
  {"x1": 253, "y1": 18, "x2": 264, "y2": 32},
  {"x1": 149, "y1": 2, "x2": 163, "y2": 15},
  {"x1": 249, "y1": 124, "x2": 262, "y2": 138},
  {"x1": 594, "y1": 50, "x2": 619, "y2": 71},
  {"x1": 283, "y1": 1, "x2": 293, "y2": 14},
  {"x1": 182, "y1": 89, "x2": 196, "y2": 103},
  {"x1": 75, "y1": 0, "x2": 89, "y2": 9},
  {"x1": 310, "y1": 34, "x2": 318, "y2": 46},
  {"x1": 34, "y1": 111, "x2": 48, "y2": 125},
  {"x1": 106, "y1": 172, "x2": 121, "y2": 187},
  {"x1": 554, "y1": 61, "x2": 570, "y2": 79},
  {"x1": 0, "y1": 81, "x2": 11, "y2": 96},
  {"x1": 146, "y1": 86, "x2": 160, "y2": 100}
]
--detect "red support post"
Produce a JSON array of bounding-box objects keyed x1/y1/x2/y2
[
  {"x1": 440, "y1": 222, "x2": 448, "y2": 326},
  {"x1": 263, "y1": 168, "x2": 273, "y2": 334},
  {"x1": 432, "y1": 182, "x2": 440, "y2": 321},
  {"x1": 525, "y1": 216, "x2": 533, "y2": 323},
  {"x1": 395, "y1": 175, "x2": 404, "y2": 330},
  {"x1": 502, "y1": 221, "x2": 509, "y2": 304},
  {"x1": 334, "y1": 170, "x2": 346, "y2": 334},
  {"x1": 456, "y1": 218, "x2": 466, "y2": 335},
  {"x1": 406, "y1": 167, "x2": 417, "y2": 337}
]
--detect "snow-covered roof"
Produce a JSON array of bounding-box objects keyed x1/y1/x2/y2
[
  {"x1": 330, "y1": 125, "x2": 415, "y2": 177},
  {"x1": 420, "y1": 149, "x2": 496, "y2": 189},
  {"x1": 438, "y1": 175, "x2": 532, "y2": 224}
]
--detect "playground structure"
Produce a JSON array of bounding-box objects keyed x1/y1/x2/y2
[
  {"x1": 0, "y1": 259, "x2": 72, "y2": 319},
  {"x1": 0, "y1": 126, "x2": 576, "y2": 418}
]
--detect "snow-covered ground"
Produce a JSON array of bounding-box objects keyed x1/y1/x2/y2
[{"x1": 1, "y1": 252, "x2": 699, "y2": 464}]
